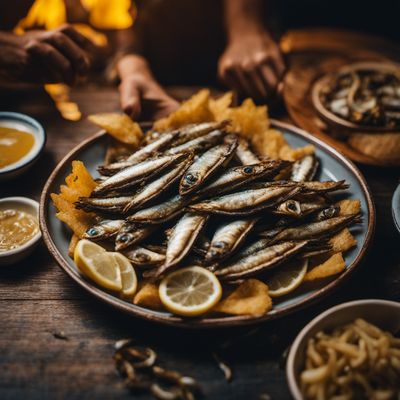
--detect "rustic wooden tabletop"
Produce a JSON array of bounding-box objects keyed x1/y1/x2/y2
[{"x1": 0, "y1": 84, "x2": 399, "y2": 400}]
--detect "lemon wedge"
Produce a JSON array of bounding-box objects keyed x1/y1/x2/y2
[
  {"x1": 74, "y1": 239, "x2": 122, "y2": 291},
  {"x1": 159, "y1": 266, "x2": 222, "y2": 317},
  {"x1": 266, "y1": 259, "x2": 308, "y2": 298},
  {"x1": 110, "y1": 252, "x2": 137, "y2": 297}
]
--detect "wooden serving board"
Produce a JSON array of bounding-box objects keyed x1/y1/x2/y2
[{"x1": 281, "y1": 28, "x2": 400, "y2": 166}]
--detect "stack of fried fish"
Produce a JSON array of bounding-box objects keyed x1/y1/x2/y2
[{"x1": 75, "y1": 120, "x2": 360, "y2": 282}]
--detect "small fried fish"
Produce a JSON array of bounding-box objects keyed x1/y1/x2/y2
[
  {"x1": 179, "y1": 134, "x2": 238, "y2": 195},
  {"x1": 216, "y1": 241, "x2": 308, "y2": 280}
]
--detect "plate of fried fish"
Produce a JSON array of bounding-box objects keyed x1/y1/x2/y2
[{"x1": 40, "y1": 90, "x2": 375, "y2": 327}]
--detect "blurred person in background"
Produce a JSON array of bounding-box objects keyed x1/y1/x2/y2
[
  {"x1": 116, "y1": 0, "x2": 400, "y2": 121},
  {"x1": 116, "y1": 0, "x2": 285, "y2": 120},
  {"x1": 0, "y1": 0, "x2": 135, "y2": 86}
]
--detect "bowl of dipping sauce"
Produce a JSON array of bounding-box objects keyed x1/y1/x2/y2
[
  {"x1": 0, "y1": 112, "x2": 46, "y2": 180},
  {"x1": 0, "y1": 197, "x2": 41, "y2": 265}
]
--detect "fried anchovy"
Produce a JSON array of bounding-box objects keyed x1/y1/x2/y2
[
  {"x1": 76, "y1": 195, "x2": 134, "y2": 213},
  {"x1": 83, "y1": 219, "x2": 125, "y2": 241},
  {"x1": 215, "y1": 240, "x2": 308, "y2": 279},
  {"x1": 195, "y1": 160, "x2": 290, "y2": 198},
  {"x1": 273, "y1": 197, "x2": 327, "y2": 218},
  {"x1": 173, "y1": 120, "x2": 230, "y2": 145},
  {"x1": 92, "y1": 153, "x2": 186, "y2": 195},
  {"x1": 314, "y1": 205, "x2": 340, "y2": 221},
  {"x1": 123, "y1": 246, "x2": 165, "y2": 267},
  {"x1": 192, "y1": 234, "x2": 211, "y2": 256},
  {"x1": 301, "y1": 180, "x2": 349, "y2": 193},
  {"x1": 127, "y1": 195, "x2": 187, "y2": 224},
  {"x1": 99, "y1": 130, "x2": 180, "y2": 175},
  {"x1": 146, "y1": 120, "x2": 229, "y2": 146},
  {"x1": 115, "y1": 223, "x2": 155, "y2": 251},
  {"x1": 189, "y1": 186, "x2": 301, "y2": 215},
  {"x1": 179, "y1": 135, "x2": 238, "y2": 195},
  {"x1": 164, "y1": 129, "x2": 224, "y2": 155},
  {"x1": 267, "y1": 214, "x2": 360, "y2": 243},
  {"x1": 148, "y1": 213, "x2": 208, "y2": 278},
  {"x1": 235, "y1": 137, "x2": 260, "y2": 165},
  {"x1": 205, "y1": 218, "x2": 257, "y2": 264},
  {"x1": 123, "y1": 155, "x2": 193, "y2": 213},
  {"x1": 291, "y1": 154, "x2": 319, "y2": 182}
]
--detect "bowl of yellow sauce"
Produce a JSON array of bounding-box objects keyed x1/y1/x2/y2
[
  {"x1": 0, "y1": 112, "x2": 46, "y2": 180},
  {"x1": 0, "y1": 197, "x2": 41, "y2": 265}
]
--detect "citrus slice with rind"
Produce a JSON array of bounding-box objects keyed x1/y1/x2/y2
[
  {"x1": 266, "y1": 259, "x2": 308, "y2": 298},
  {"x1": 159, "y1": 266, "x2": 222, "y2": 317},
  {"x1": 110, "y1": 252, "x2": 137, "y2": 297},
  {"x1": 74, "y1": 239, "x2": 122, "y2": 291}
]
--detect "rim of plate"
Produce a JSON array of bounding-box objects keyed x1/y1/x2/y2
[
  {"x1": 39, "y1": 120, "x2": 375, "y2": 328},
  {"x1": 392, "y1": 182, "x2": 400, "y2": 234}
]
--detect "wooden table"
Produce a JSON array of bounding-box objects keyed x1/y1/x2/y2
[{"x1": 0, "y1": 84, "x2": 399, "y2": 400}]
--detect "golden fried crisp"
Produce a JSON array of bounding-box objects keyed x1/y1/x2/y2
[
  {"x1": 153, "y1": 89, "x2": 214, "y2": 131},
  {"x1": 133, "y1": 282, "x2": 163, "y2": 310},
  {"x1": 51, "y1": 193, "x2": 94, "y2": 238},
  {"x1": 88, "y1": 113, "x2": 143, "y2": 147},
  {"x1": 68, "y1": 234, "x2": 79, "y2": 258},
  {"x1": 304, "y1": 253, "x2": 346, "y2": 281},
  {"x1": 52, "y1": 160, "x2": 97, "y2": 238},
  {"x1": 330, "y1": 228, "x2": 357, "y2": 253},
  {"x1": 214, "y1": 279, "x2": 272, "y2": 316},
  {"x1": 210, "y1": 91, "x2": 234, "y2": 121},
  {"x1": 65, "y1": 160, "x2": 97, "y2": 197},
  {"x1": 225, "y1": 98, "x2": 270, "y2": 140},
  {"x1": 336, "y1": 199, "x2": 361, "y2": 216}
]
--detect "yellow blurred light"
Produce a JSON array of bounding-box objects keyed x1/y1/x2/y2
[
  {"x1": 15, "y1": 0, "x2": 135, "y2": 32},
  {"x1": 72, "y1": 23, "x2": 107, "y2": 46}
]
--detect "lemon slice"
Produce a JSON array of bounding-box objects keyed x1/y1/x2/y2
[
  {"x1": 110, "y1": 252, "x2": 137, "y2": 297},
  {"x1": 159, "y1": 266, "x2": 222, "y2": 317},
  {"x1": 266, "y1": 259, "x2": 308, "y2": 298},
  {"x1": 74, "y1": 239, "x2": 122, "y2": 291}
]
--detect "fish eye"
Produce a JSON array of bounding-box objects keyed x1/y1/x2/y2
[
  {"x1": 287, "y1": 201, "x2": 297, "y2": 211},
  {"x1": 119, "y1": 234, "x2": 130, "y2": 242},
  {"x1": 185, "y1": 173, "x2": 197, "y2": 183},
  {"x1": 243, "y1": 166, "x2": 253, "y2": 174},
  {"x1": 87, "y1": 228, "x2": 98, "y2": 236}
]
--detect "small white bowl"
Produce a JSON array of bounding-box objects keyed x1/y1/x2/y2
[
  {"x1": 286, "y1": 299, "x2": 400, "y2": 400},
  {"x1": 0, "y1": 112, "x2": 46, "y2": 181},
  {"x1": 0, "y1": 197, "x2": 41, "y2": 265}
]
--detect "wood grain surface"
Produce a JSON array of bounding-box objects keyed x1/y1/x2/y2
[{"x1": 0, "y1": 84, "x2": 399, "y2": 400}]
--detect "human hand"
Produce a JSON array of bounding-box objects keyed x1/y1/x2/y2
[
  {"x1": 0, "y1": 24, "x2": 97, "y2": 85},
  {"x1": 218, "y1": 31, "x2": 286, "y2": 100},
  {"x1": 118, "y1": 55, "x2": 179, "y2": 121}
]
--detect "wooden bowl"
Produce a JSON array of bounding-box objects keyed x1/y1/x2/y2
[{"x1": 312, "y1": 61, "x2": 400, "y2": 133}]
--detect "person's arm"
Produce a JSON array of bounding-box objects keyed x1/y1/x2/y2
[
  {"x1": 115, "y1": 26, "x2": 179, "y2": 121},
  {"x1": 0, "y1": 25, "x2": 96, "y2": 85},
  {"x1": 218, "y1": 0, "x2": 285, "y2": 99}
]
